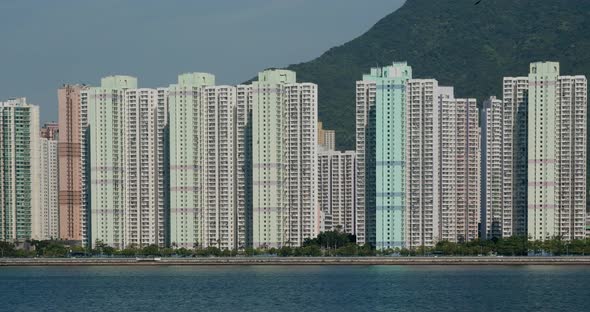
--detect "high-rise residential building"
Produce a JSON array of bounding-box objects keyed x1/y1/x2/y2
[
  {"x1": 355, "y1": 81, "x2": 374, "y2": 246},
  {"x1": 356, "y1": 62, "x2": 412, "y2": 249},
  {"x1": 405, "y1": 80, "x2": 480, "y2": 248},
  {"x1": 236, "y1": 84, "x2": 253, "y2": 249},
  {"x1": 0, "y1": 98, "x2": 40, "y2": 241},
  {"x1": 123, "y1": 88, "x2": 168, "y2": 247},
  {"x1": 318, "y1": 150, "x2": 356, "y2": 234},
  {"x1": 527, "y1": 62, "x2": 587, "y2": 241},
  {"x1": 169, "y1": 74, "x2": 249, "y2": 250},
  {"x1": 439, "y1": 97, "x2": 480, "y2": 243},
  {"x1": 41, "y1": 123, "x2": 59, "y2": 139},
  {"x1": 318, "y1": 121, "x2": 336, "y2": 151},
  {"x1": 405, "y1": 79, "x2": 440, "y2": 248},
  {"x1": 481, "y1": 76, "x2": 529, "y2": 240},
  {"x1": 251, "y1": 69, "x2": 318, "y2": 248},
  {"x1": 201, "y1": 86, "x2": 238, "y2": 249},
  {"x1": 40, "y1": 123, "x2": 59, "y2": 240},
  {"x1": 555, "y1": 74, "x2": 587, "y2": 240},
  {"x1": 168, "y1": 73, "x2": 215, "y2": 249},
  {"x1": 481, "y1": 96, "x2": 504, "y2": 239},
  {"x1": 87, "y1": 76, "x2": 137, "y2": 248},
  {"x1": 88, "y1": 77, "x2": 168, "y2": 249},
  {"x1": 58, "y1": 84, "x2": 89, "y2": 243},
  {"x1": 503, "y1": 77, "x2": 529, "y2": 237}
]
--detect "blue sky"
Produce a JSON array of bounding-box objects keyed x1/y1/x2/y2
[{"x1": 0, "y1": 0, "x2": 405, "y2": 122}]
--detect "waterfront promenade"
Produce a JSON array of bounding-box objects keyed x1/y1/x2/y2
[{"x1": 2, "y1": 256, "x2": 590, "y2": 266}]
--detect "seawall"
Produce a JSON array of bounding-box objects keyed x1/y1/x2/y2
[{"x1": 2, "y1": 257, "x2": 590, "y2": 266}]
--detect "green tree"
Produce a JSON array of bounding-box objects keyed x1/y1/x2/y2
[
  {"x1": 0, "y1": 241, "x2": 16, "y2": 257},
  {"x1": 141, "y1": 244, "x2": 160, "y2": 256}
]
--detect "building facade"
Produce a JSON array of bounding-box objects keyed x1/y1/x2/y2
[
  {"x1": 405, "y1": 80, "x2": 480, "y2": 248},
  {"x1": 318, "y1": 150, "x2": 356, "y2": 234},
  {"x1": 87, "y1": 76, "x2": 137, "y2": 248},
  {"x1": 405, "y1": 79, "x2": 440, "y2": 248},
  {"x1": 58, "y1": 84, "x2": 88, "y2": 243},
  {"x1": 527, "y1": 62, "x2": 587, "y2": 241},
  {"x1": 481, "y1": 75, "x2": 529, "y2": 240},
  {"x1": 318, "y1": 121, "x2": 336, "y2": 151},
  {"x1": 439, "y1": 97, "x2": 480, "y2": 243},
  {"x1": 482, "y1": 96, "x2": 504, "y2": 239},
  {"x1": 355, "y1": 79, "x2": 374, "y2": 246},
  {"x1": 251, "y1": 70, "x2": 319, "y2": 248},
  {"x1": 236, "y1": 84, "x2": 253, "y2": 249},
  {"x1": 168, "y1": 73, "x2": 215, "y2": 249},
  {"x1": 40, "y1": 123, "x2": 59, "y2": 240},
  {"x1": 0, "y1": 98, "x2": 40, "y2": 241},
  {"x1": 201, "y1": 86, "x2": 238, "y2": 249},
  {"x1": 123, "y1": 88, "x2": 168, "y2": 247},
  {"x1": 356, "y1": 62, "x2": 412, "y2": 249}
]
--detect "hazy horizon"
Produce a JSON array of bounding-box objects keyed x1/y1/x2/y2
[{"x1": 0, "y1": 0, "x2": 405, "y2": 123}]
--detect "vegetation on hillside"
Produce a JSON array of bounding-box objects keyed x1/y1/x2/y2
[{"x1": 283, "y1": 0, "x2": 590, "y2": 150}]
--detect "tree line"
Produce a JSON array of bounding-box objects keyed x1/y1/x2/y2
[{"x1": 2, "y1": 233, "x2": 590, "y2": 258}]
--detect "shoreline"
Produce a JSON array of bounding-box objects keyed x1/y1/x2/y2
[{"x1": 2, "y1": 256, "x2": 590, "y2": 266}]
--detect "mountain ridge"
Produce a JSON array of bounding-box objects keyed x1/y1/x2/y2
[{"x1": 281, "y1": 0, "x2": 590, "y2": 150}]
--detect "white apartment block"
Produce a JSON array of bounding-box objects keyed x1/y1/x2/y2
[
  {"x1": 87, "y1": 75, "x2": 137, "y2": 249},
  {"x1": 405, "y1": 81, "x2": 480, "y2": 247},
  {"x1": 405, "y1": 79, "x2": 440, "y2": 248},
  {"x1": 169, "y1": 74, "x2": 250, "y2": 250},
  {"x1": 482, "y1": 96, "x2": 508, "y2": 238},
  {"x1": 201, "y1": 86, "x2": 238, "y2": 250},
  {"x1": 527, "y1": 62, "x2": 587, "y2": 241},
  {"x1": 285, "y1": 82, "x2": 319, "y2": 246},
  {"x1": 40, "y1": 136, "x2": 59, "y2": 240},
  {"x1": 236, "y1": 84, "x2": 253, "y2": 249},
  {"x1": 251, "y1": 70, "x2": 319, "y2": 248},
  {"x1": 503, "y1": 77, "x2": 529, "y2": 237},
  {"x1": 79, "y1": 89, "x2": 90, "y2": 245},
  {"x1": 439, "y1": 96, "x2": 480, "y2": 243},
  {"x1": 318, "y1": 121, "x2": 336, "y2": 151},
  {"x1": 123, "y1": 88, "x2": 168, "y2": 247},
  {"x1": 168, "y1": 73, "x2": 215, "y2": 249},
  {"x1": 555, "y1": 74, "x2": 587, "y2": 240},
  {"x1": 318, "y1": 150, "x2": 356, "y2": 234},
  {"x1": 354, "y1": 80, "x2": 375, "y2": 245},
  {"x1": 481, "y1": 76, "x2": 528, "y2": 240}
]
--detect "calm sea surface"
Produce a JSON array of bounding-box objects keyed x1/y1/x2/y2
[{"x1": 0, "y1": 265, "x2": 588, "y2": 311}]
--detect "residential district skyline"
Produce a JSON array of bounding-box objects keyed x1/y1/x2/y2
[{"x1": 0, "y1": 60, "x2": 587, "y2": 250}]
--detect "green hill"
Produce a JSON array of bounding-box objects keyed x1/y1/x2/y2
[{"x1": 284, "y1": 0, "x2": 590, "y2": 150}]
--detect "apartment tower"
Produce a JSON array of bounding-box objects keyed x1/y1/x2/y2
[
  {"x1": 318, "y1": 121, "x2": 336, "y2": 151},
  {"x1": 201, "y1": 85, "x2": 238, "y2": 249},
  {"x1": 87, "y1": 76, "x2": 137, "y2": 248},
  {"x1": 58, "y1": 84, "x2": 89, "y2": 242},
  {"x1": 251, "y1": 69, "x2": 319, "y2": 248},
  {"x1": 40, "y1": 123, "x2": 59, "y2": 240},
  {"x1": 527, "y1": 62, "x2": 587, "y2": 241},
  {"x1": 405, "y1": 79, "x2": 440, "y2": 248},
  {"x1": 318, "y1": 150, "x2": 356, "y2": 234},
  {"x1": 168, "y1": 73, "x2": 214, "y2": 248},
  {"x1": 356, "y1": 62, "x2": 412, "y2": 249},
  {"x1": 0, "y1": 98, "x2": 40, "y2": 241},
  {"x1": 481, "y1": 75, "x2": 529, "y2": 240},
  {"x1": 405, "y1": 81, "x2": 480, "y2": 248},
  {"x1": 123, "y1": 88, "x2": 168, "y2": 247},
  {"x1": 439, "y1": 96, "x2": 480, "y2": 243}
]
